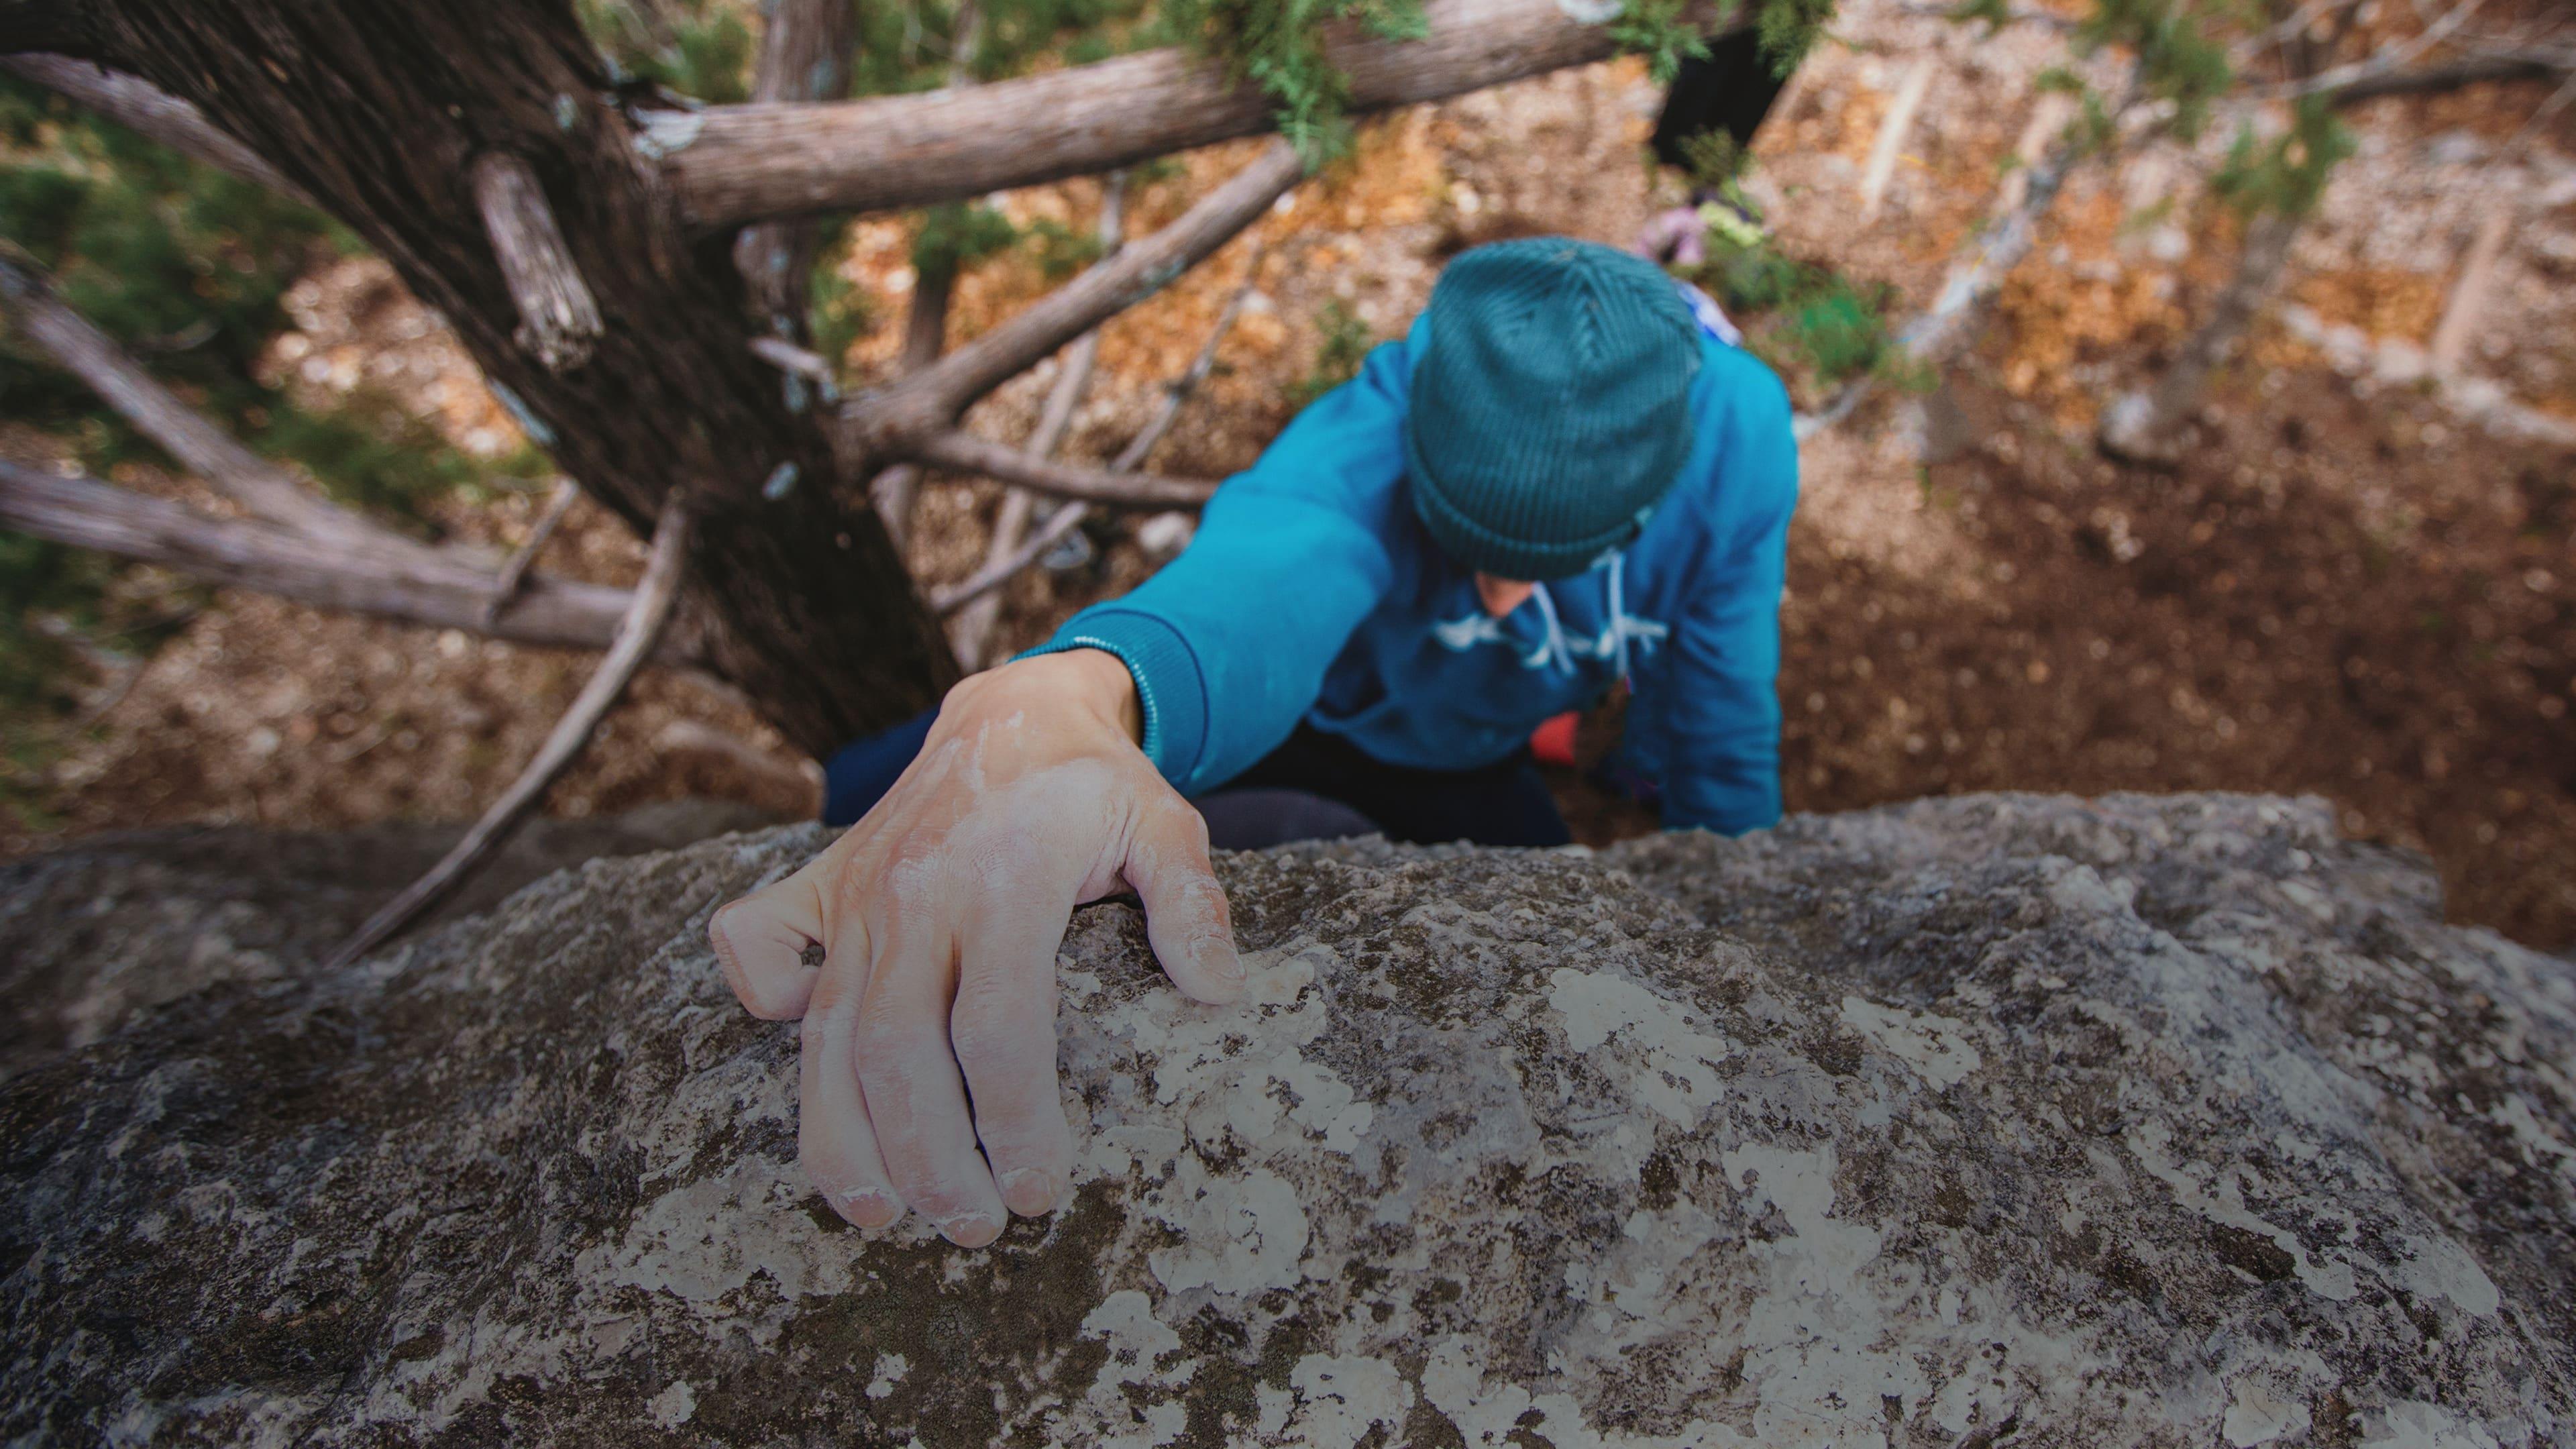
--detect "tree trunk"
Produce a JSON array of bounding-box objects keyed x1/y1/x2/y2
[{"x1": 44, "y1": 0, "x2": 955, "y2": 757}]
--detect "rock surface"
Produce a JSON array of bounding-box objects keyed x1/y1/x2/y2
[
  {"x1": 0, "y1": 798, "x2": 778, "y2": 1083},
  {"x1": 3, "y1": 793, "x2": 2572, "y2": 1446}
]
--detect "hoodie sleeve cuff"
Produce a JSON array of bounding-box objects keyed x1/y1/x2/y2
[{"x1": 1018, "y1": 609, "x2": 1210, "y2": 789}]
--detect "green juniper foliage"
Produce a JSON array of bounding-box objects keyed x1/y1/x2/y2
[
  {"x1": 2213, "y1": 93, "x2": 2354, "y2": 219},
  {"x1": 580, "y1": 0, "x2": 758, "y2": 100},
  {"x1": 1024, "y1": 216, "x2": 1110, "y2": 280},
  {"x1": 1158, "y1": 0, "x2": 1428, "y2": 162},
  {"x1": 2070, "y1": 0, "x2": 2237, "y2": 142},
  {"x1": 1955, "y1": 0, "x2": 2357, "y2": 220},
  {"x1": 1702, "y1": 242, "x2": 1906, "y2": 389},
  {"x1": 911, "y1": 200, "x2": 1024, "y2": 277},
  {"x1": 1612, "y1": 0, "x2": 1715, "y2": 85},
  {"x1": 1754, "y1": 0, "x2": 1837, "y2": 76}
]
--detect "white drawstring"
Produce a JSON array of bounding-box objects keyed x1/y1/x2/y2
[
  {"x1": 1529, "y1": 582, "x2": 1573, "y2": 674},
  {"x1": 1607, "y1": 551, "x2": 1631, "y2": 681}
]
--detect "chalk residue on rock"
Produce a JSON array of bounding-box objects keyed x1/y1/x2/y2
[{"x1": 1, "y1": 793, "x2": 2571, "y2": 1446}]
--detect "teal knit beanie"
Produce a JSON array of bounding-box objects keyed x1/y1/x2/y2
[{"x1": 1405, "y1": 237, "x2": 1701, "y2": 581}]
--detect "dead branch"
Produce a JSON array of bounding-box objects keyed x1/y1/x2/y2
[
  {"x1": 0, "y1": 54, "x2": 312, "y2": 205},
  {"x1": 2323, "y1": 49, "x2": 2569, "y2": 105},
  {"x1": 2428, "y1": 209, "x2": 2514, "y2": 373},
  {"x1": 909, "y1": 430, "x2": 1217, "y2": 508},
  {"x1": 484, "y1": 477, "x2": 582, "y2": 625},
  {"x1": 875, "y1": 255, "x2": 959, "y2": 549},
  {"x1": 734, "y1": 0, "x2": 857, "y2": 341},
  {"x1": 867, "y1": 5, "x2": 993, "y2": 555},
  {"x1": 471, "y1": 152, "x2": 604, "y2": 372},
  {"x1": 931, "y1": 253, "x2": 1260, "y2": 618},
  {"x1": 2263, "y1": 0, "x2": 2493, "y2": 99},
  {"x1": 1858, "y1": 59, "x2": 1936, "y2": 219},
  {"x1": 2100, "y1": 209, "x2": 2303, "y2": 460},
  {"x1": 0, "y1": 458, "x2": 662, "y2": 655},
  {"x1": 665, "y1": 0, "x2": 1738, "y2": 227},
  {"x1": 0, "y1": 244, "x2": 429, "y2": 559},
  {"x1": 936, "y1": 498, "x2": 1096, "y2": 617},
  {"x1": 949, "y1": 172, "x2": 1128, "y2": 669},
  {"x1": 847, "y1": 141, "x2": 1303, "y2": 455},
  {"x1": 1797, "y1": 68, "x2": 2159, "y2": 439},
  {"x1": 1112, "y1": 248, "x2": 1266, "y2": 474},
  {"x1": 325, "y1": 494, "x2": 692, "y2": 970},
  {"x1": 1025, "y1": 182, "x2": 1128, "y2": 462},
  {"x1": 1799, "y1": 127, "x2": 2087, "y2": 437}
]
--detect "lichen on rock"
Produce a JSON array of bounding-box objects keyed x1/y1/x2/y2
[{"x1": 1, "y1": 792, "x2": 2570, "y2": 1446}]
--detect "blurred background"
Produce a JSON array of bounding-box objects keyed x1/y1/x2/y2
[{"x1": 3, "y1": 0, "x2": 2571, "y2": 947}]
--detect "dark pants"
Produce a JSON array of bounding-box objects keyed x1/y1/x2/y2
[
  {"x1": 822, "y1": 712, "x2": 1569, "y2": 850},
  {"x1": 1216, "y1": 722, "x2": 1570, "y2": 848},
  {"x1": 1651, "y1": 27, "x2": 1795, "y2": 172}
]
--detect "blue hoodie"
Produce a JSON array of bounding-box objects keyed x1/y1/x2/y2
[{"x1": 1030, "y1": 301, "x2": 1799, "y2": 835}]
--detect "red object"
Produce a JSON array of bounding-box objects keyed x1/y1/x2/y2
[{"x1": 1529, "y1": 711, "x2": 1579, "y2": 767}]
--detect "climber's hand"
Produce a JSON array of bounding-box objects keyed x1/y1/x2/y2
[{"x1": 706, "y1": 649, "x2": 1242, "y2": 1247}]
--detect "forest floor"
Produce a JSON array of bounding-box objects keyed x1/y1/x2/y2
[{"x1": 5, "y1": 2, "x2": 2571, "y2": 946}]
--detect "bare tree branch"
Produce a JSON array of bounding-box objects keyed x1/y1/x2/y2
[
  {"x1": 472, "y1": 152, "x2": 604, "y2": 372},
  {"x1": 484, "y1": 477, "x2": 582, "y2": 625},
  {"x1": 1858, "y1": 59, "x2": 1936, "y2": 219},
  {"x1": 325, "y1": 494, "x2": 692, "y2": 969},
  {"x1": 1797, "y1": 68, "x2": 2161, "y2": 439},
  {"x1": 663, "y1": 0, "x2": 1739, "y2": 227},
  {"x1": 734, "y1": 0, "x2": 857, "y2": 341},
  {"x1": 936, "y1": 496, "x2": 1095, "y2": 616},
  {"x1": 1799, "y1": 128, "x2": 2087, "y2": 437},
  {"x1": 847, "y1": 141, "x2": 1305, "y2": 454},
  {"x1": 0, "y1": 244, "x2": 428, "y2": 559},
  {"x1": 1112, "y1": 246, "x2": 1266, "y2": 475},
  {"x1": 1897, "y1": 1, "x2": 2075, "y2": 30},
  {"x1": 2262, "y1": 0, "x2": 2493, "y2": 99},
  {"x1": 950, "y1": 172, "x2": 1126, "y2": 668},
  {"x1": 0, "y1": 458, "x2": 663, "y2": 655},
  {"x1": 2323, "y1": 49, "x2": 2569, "y2": 105},
  {"x1": 2100, "y1": 209, "x2": 2303, "y2": 460},
  {"x1": 931, "y1": 248, "x2": 1261, "y2": 619},
  {"x1": 0, "y1": 54, "x2": 312, "y2": 204},
  {"x1": 908, "y1": 430, "x2": 1217, "y2": 508}
]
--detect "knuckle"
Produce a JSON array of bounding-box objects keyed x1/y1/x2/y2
[
  {"x1": 798, "y1": 983, "x2": 858, "y2": 1048},
  {"x1": 946, "y1": 1012, "x2": 1023, "y2": 1070}
]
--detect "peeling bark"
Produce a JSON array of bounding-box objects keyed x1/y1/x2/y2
[{"x1": 51, "y1": 0, "x2": 953, "y2": 756}]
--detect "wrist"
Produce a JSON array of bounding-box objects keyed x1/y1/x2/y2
[{"x1": 976, "y1": 648, "x2": 1142, "y2": 745}]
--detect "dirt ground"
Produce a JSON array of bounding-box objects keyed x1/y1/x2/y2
[
  {"x1": 7, "y1": 11, "x2": 2573, "y2": 948},
  {"x1": 1756, "y1": 366, "x2": 2576, "y2": 947}
]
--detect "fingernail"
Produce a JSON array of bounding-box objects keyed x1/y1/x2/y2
[
  {"x1": 834, "y1": 1188, "x2": 901, "y2": 1230},
  {"x1": 1197, "y1": 936, "x2": 1243, "y2": 983},
  {"x1": 939, "y1": 1212, "x2": 1000, "y2": 1248},
  {"x1": 998, "y1": 1169, "x2": 1057, "y2": 1216}
]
